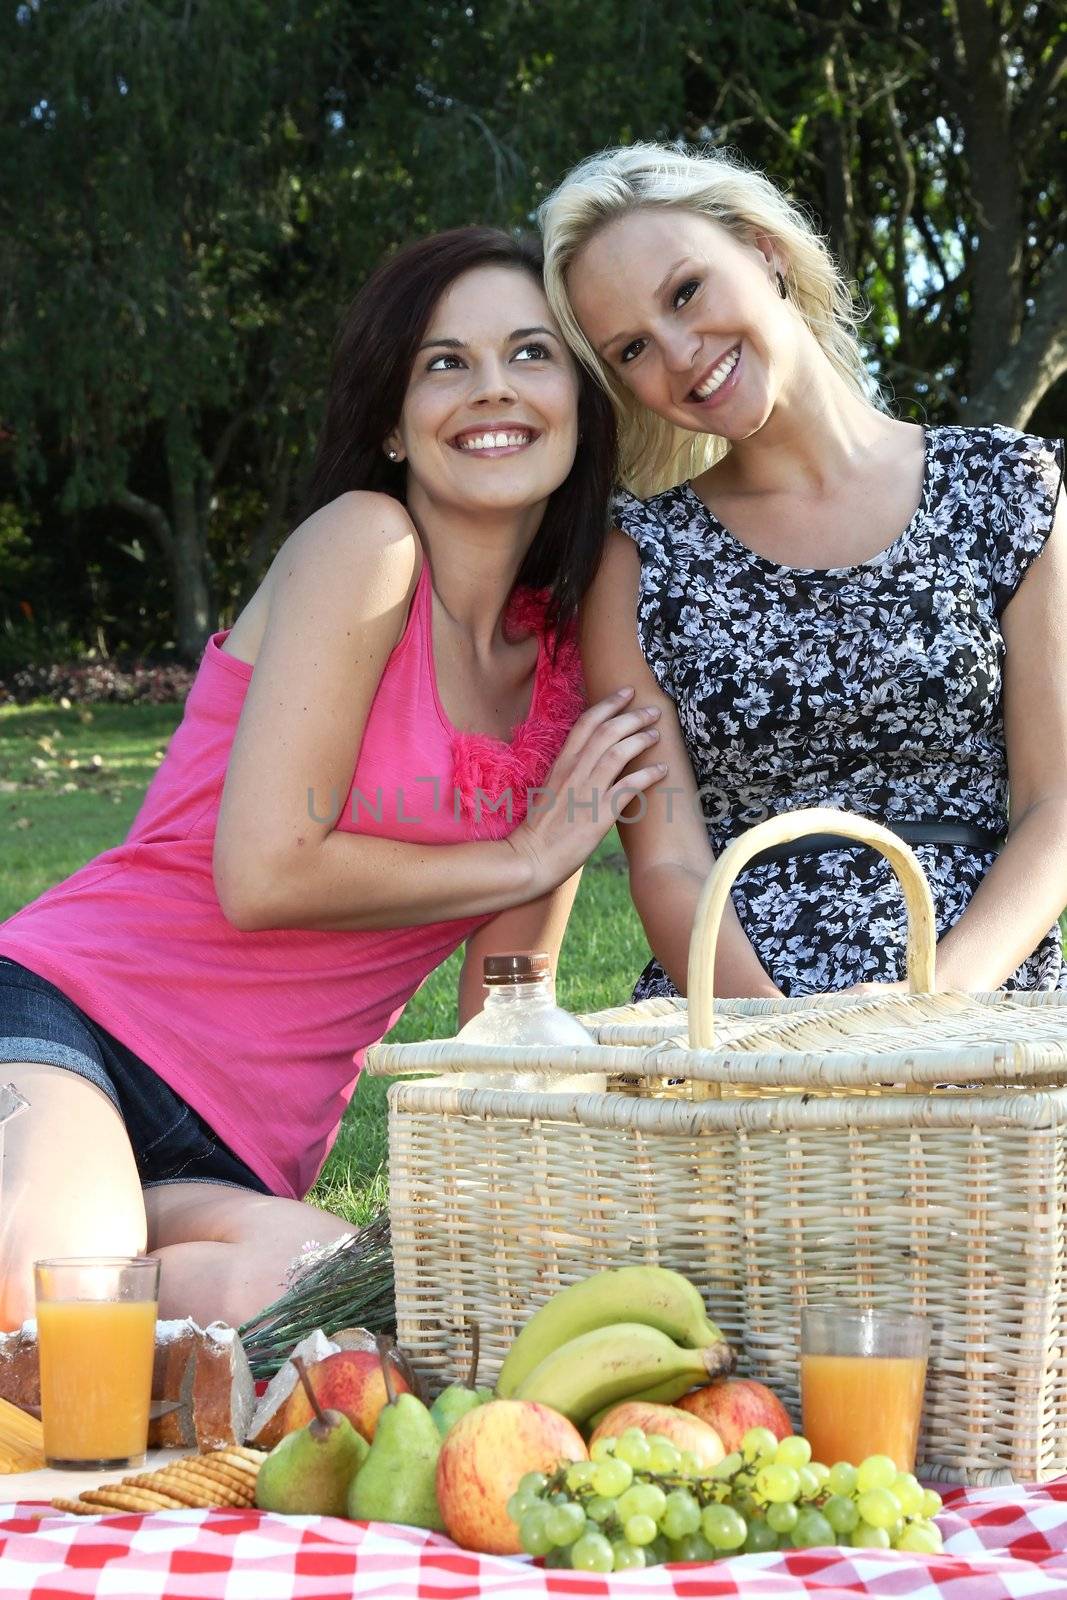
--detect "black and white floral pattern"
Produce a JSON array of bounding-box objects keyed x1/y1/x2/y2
[{"x1": 615, "y1": 425, "x2": 1066, "y2": 999}]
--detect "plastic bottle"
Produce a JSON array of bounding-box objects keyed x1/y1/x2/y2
[{"x1": 452, "y1": 952, "x2": 606, "y2": 1090}]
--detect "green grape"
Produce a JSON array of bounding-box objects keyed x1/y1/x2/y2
[
  {"x1": 591, "y1": 1457, "x2": 633, "y2": 1497},
  {"x1": 732, "y1": 1488, "x2": 760, "y2": 1520},
  {"x1": 647, "y1": 1437, "x2": 683, "y2": 1474},
  {"x1": 856, "y1": 1488, "x2": 902, "y2": 1530},
  {"x1": 543, "y1": 1547, "x2": 572, "y2": 1568},
  {"x1": 888, "y1": 1519, "x2": 905, "y2": 1543},
  {"x1": 678, "y1": 1451, "x2": 702, "y2": 1476},
  {"x1": 892, "y1": 1473, "x2": 924, "y2": 1516},
  {"x1": 661, "y1": 1489, "x2": 702, "y2": 1540},
  {"x1": 856, "y1": 1455, "x2": 898, "y2": 1493},
  {"x1": 589, "y1": 1437, "x2": 617, "y2": 1463},
  {"x1": 790, "y1": 1509, "x2": 834, "y2": 1548},
  {"x1": 766, "y1": 1500, "x2": 799, "y2": 1534},
  {"x1": 755, "y1": 1462, "x2": 801, "y2": 1503},
  {"x1": 795, "y1": 1466, "x2": 820, "y2": 1499},
  {"x1": 744, "y1": 1518, "x2": 780, "y2": 1553},
  {"x1": 517, "y1": 1471, "x2": 549, "y2": 1499},
  {"x1": 519, "y1": 1509, "x2": 556, "y2": 1557},
  {"x1": 711, "y1": 1450, "x2": 743, "y2": 1479},
  {"x1": 506, "y1": 1492, "x2": 529, "y2": 1525},
  {"x1": 701, "y1": 1503, "x2": 748, "y2": 1550},
  {"x1": 668, "y1": 1532, "x2": 716, "y2": 1562},
  {"x1": 585, "y1": 1495, "x2": 617, "y2": 1524},
  {"x1": 646, "y1": 1536, "x2": 671, "y2": 1566},
  {"x1": 615, "y1": 1429, "x2": 652, "y2": 1470},
  {"x1": 851, "y1": 1522, "x2": 891, "y2": 1549},
  {"x1": 828, "y1": 1461, "x2": 859, "y2": 1496},
  {"x1": 895, "y1": 1519, "x2": 943, "y2": 1554},
  {"x1": 774, "y1": 1435, "x2": 813, "y2": 1469},
  {"x1": 808, "y1": 1462, "x2": 831, "y2": 1487},
  {"x1": 618, "y1": 1483, "x2": 667, "y2": 1522},
  {"x1": 545, "y1": 1502, "x2": 587, "y2": 1546},
  {"x1": 624, "y1": 1513, "x2": 658, "y2": 1546},
  {"x1": 743, "y1": 1427, "x2": 782, "y2": 1463},
  {"x1": 571, "y1": 1531, "x2": 615, "y2": 1572},
  {"x1": 822, "y1": 1494, "x2": 860, "y2": 1535},
  {"x1": 921, "y1": 1488, "x2": 943, "y2": 1517},
  {"x1": 611, "y1": 1540, "x2": 646, "y2": 1571},
  {"x1": 565, "y1": 1461, "x2": 598, "y2": 1491}
]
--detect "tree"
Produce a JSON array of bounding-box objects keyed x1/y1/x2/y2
[{"x1": 684, "y1": 0, "x2": 1066, "y2": 429}]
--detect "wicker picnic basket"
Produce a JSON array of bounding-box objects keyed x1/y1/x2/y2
[{"x1": 366, "y1": 808, "x2": 1067, "y2": 1485}]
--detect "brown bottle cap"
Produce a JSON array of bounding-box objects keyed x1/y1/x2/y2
[{"x1": 482, "y1": 951, "x2": 552, "y2": 986}]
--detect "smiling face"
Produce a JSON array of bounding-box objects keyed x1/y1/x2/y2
[
  {"x1": 389, "y1": 264, "x2": 580, "y2": 520},
  {"x1": 566, "y1": 207, "x2": 796, "y2": 441}
]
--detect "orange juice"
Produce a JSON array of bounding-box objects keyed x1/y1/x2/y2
[
  {"x1": 801, "y1": 1352, "x2": 927, "y2": 1470},
  {"x1": 38, "y1": 1298, "x2": 157, "y2": 1464}
]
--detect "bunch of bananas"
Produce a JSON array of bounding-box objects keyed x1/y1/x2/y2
[{"x1": 495, "y1": 1267, "x2": 735, "y2": 1427}]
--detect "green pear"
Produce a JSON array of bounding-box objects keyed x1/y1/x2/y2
[
  {"x1": 255, "y1": 1356, "x2": 369, "y2": 1517},
  {"x1": 348, "y1": 1336, "x2": 445, "y2": 1530},
  {"x1": 430, "y1": 1321, "x2": 494, "y2": 1437}
]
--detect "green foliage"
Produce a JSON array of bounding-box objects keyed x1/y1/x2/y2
[{"x1": 0, "y1": 0, "x2": 1062, "y2": 657}]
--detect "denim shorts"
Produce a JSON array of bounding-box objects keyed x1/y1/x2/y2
[{"x1": 0, "y1": 957, "x2": 270, "y2": 1193}]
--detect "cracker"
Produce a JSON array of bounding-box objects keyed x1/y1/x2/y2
[
  {"x1": 189, "y1": 1458, "x2": 256, "y2": 1494},
  {"x1": 80, "y1": 1487, "x2": 164, "y2": 1514},
  {"x1": 120, "y1": 1479, "x2": 189, "y2": 1509},
  {"x1": 222, "y1": 1444, "x2": 267, "y2": 1464},
  {"x1": 143, "y1": 1474, "x2": 216, "y2": 1508},
  {"x1": 209, "y1": 1449, "x2": 260, "y2": 1478},
  {"x1": 156, "y1": 1467, "x2": 248, "y2": 1507},
  {"x1": 50, "y1": 1497, "x2": 97, "y2": 1516}
]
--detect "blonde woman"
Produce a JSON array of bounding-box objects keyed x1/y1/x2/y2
[{"x1": 540, "y1": 142, "x2": 1067, "y2": 1000}]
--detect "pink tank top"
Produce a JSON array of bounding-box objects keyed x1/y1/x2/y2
[{"x1": 0, "y1": 564, "x2": 584, "y2": 1197}]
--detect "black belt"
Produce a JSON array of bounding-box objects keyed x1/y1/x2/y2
[{"x1": 746, "y1": 820, "x2": 1004, "y2": 871}]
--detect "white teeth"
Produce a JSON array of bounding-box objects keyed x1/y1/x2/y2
[
  {"x1": 456, "y1": 430, "x2": 532, "y2": 451},
  {"x1": 692, "y1": 346, "x2": 740, "y2": 401}
]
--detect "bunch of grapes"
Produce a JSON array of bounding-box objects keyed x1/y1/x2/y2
[{"x1": 507, "y1": 1425, "x2": 944, "y2": 1573}]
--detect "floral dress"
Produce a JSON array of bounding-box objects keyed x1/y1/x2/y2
[{"x1": 615, "y1": 424, "x2": 1066, "y2": 999}]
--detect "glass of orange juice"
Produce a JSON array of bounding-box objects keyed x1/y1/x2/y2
[
  {"x1": 801, "y1": 1307, "x2": 930, "y2": 1472},
  {"x1": 34, "y1": 1256, "x2": 160, "y2": 1470}
]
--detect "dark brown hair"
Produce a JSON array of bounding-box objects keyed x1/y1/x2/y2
[{"x1": 302, "y1": 227, "x2": 617, "y2": 631}]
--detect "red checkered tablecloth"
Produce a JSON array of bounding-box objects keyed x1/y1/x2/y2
[{"x1": 2, "y1": 1479, "x2": 1067, "y2": 1598}]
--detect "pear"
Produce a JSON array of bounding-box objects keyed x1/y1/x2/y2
[
  {"x1": 348, "y1": 1335, "x2": 445, "y2": 1530},
  {"x1": 430, "y1": 1322, "x2": 494, "y2": 1437},
  {"x1": 255, "y1": 1356, "x2": 368, "y2": 1517}
]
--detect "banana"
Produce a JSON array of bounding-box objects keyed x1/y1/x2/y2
[
  {"x1": 586, "y1": 1374, "x2": 703, "y2": 1432},
  {"x1": 495, "y1": 1266, "x2": 731, "y2": 1398},
  {"x1": 513, "y1": 1321, "x2": 735, "y2": 1426}
]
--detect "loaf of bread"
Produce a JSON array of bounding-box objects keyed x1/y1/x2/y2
[{"x1": 0, "y1": 1317, "x2": 254, "y2": 1451}]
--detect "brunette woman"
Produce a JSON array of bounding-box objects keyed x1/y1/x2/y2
[{"x1": 0, "y1": 228, "x2": 664, "y2": 1328}]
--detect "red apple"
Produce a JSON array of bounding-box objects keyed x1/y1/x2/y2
[
  {"x1": 588, "y1": 1402, "x2": 725, "y2": 1468},
  {"x1": 280, "y1": 1348, "x2": 411, "y2": 1442},
  {"x1": 679, "y1": 1377, "x2": 793, "y2": 1453},
  {"x1": 436, "y1": 1399, "x2": 587, "y2": 1554}
]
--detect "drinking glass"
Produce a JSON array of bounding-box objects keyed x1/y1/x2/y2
[
  {"x1": 34, "y1": 1256, "x2": 160, "y2": 1470},
  {"x1": 801, "y1": 1307, "x2": 930, "y2": 1471}
]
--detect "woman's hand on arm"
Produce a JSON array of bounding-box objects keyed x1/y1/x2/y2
[
  {"x1": 213, "y1": 496, "x2": 665, "y2": 933},
  {"x1": 457, "y1": 873, "x2": 582, "y2": 1028},
  {"x1": 929, "y1": 483, "x2": 1067, "y2": 990},
  {"x1": 580, "y1": 531, "x2": 780, "y2": 998}
]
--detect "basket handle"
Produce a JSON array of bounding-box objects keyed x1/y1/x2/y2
[{"x1": 686, "y1": 807, "x2": 937, "y2": 1049}]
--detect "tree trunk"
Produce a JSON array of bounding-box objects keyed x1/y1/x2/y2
[
  {"x1": 166, "y1": 420, "x2": 214, "y2": 662},
  {"x1": 965, "y1": 249, "x2": 1067, "y2": 429}
]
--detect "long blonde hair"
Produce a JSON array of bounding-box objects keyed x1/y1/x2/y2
[{"x1": 539, "y1": 142, "x2": 881, "y2": 497}]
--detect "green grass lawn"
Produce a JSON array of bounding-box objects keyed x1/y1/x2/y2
[{"x1": 0, "y1": 699, "x2": 649, "y2": 1223}]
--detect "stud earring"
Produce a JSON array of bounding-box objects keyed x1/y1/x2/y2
[
  {"x1": 776, "y1": 271, "x2": 788, "y2": 300},
  {"x1": 386, "y1": 448, "x2": 398, "y2": 461}
]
